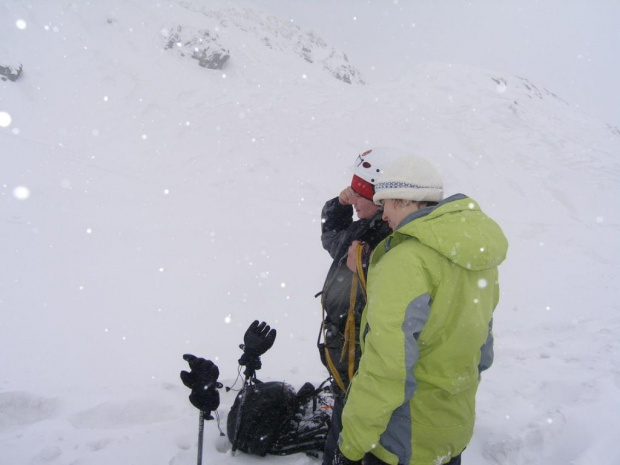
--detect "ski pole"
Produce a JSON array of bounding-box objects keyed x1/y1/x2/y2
[{"x1": 197, "y1": 410, "x2": 205, "y2": 465}]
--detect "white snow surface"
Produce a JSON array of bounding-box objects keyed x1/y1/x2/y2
[{"x1": 1, "y1": 1, "x2": 620, "y2": 464}]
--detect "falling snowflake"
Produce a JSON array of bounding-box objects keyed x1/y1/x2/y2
[
  {"x1": 13, "y1": 186, "x2": 30, "y2": 200},
  {"x1": 0, "y1": 112, "x2": 12, "y2": 128}
]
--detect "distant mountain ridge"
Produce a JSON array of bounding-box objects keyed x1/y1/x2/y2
[{"x1": 166, "y1": 4, "x2": 365, "y2": 84}]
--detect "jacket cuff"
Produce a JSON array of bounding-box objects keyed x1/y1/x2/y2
[{"x1": 338, "y1": 436, "x2": 365, "y2": 461}]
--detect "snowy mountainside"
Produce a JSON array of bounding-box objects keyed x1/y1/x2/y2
[
  {"x1": 1, "y1": 1, "x2": 620, "y2": 464},
  {"x1": 173, "y1": 3, "x2": 365, "y2": 84}
]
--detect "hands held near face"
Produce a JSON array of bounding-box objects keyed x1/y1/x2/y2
[{"x1": 339, "y1": 186, "x2": 358, "y2": 206}]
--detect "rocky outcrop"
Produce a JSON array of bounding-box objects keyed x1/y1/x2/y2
[
  {"x1": 1, "y1": 64, "x2": 23, "y2": 82},
  {"x1": 164, "y1": 26, "x2": 230, "y2": 70},
  {"x1": 169, "y1": 4, "x2": 364, "y2": 84}
]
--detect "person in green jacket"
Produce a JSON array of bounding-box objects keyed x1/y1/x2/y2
[{"x1": 333, "y1": 155, "x2": 508, "y2": 465}]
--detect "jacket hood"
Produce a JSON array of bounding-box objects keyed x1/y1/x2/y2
[{"x1": 391, "y1": 194, "x2": 508, "y2": 271}]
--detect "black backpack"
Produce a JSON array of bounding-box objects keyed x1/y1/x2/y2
[{"x1": 227, "y1": 380, "x2": 332, "y2": 457}]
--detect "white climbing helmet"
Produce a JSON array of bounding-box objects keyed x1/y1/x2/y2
[{"x1": 350, "y1": 147, "x2": 409, "y2": 200}]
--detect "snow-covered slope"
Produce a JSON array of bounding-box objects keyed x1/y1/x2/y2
[
  {"x1": 1, "y1": 1, "x2": 619, "y2": 464},
  {"x1": 167, "y1": 3, "x2": 365, "y2": 84}
]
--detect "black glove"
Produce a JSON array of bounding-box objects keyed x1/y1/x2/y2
[
  {"x1": 180, "y1": 354, "x2": 223, "y2": 419},
  {"x1": 238, "y1": 320, "x2": 277, "y2": 377},
  {"x1": 332, "y1": 447, "x2": 362, "y2": 465}
]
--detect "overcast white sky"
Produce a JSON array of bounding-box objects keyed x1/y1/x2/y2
[{"x1": 246, "y1": 0, "x2": 620, "y2": 127}]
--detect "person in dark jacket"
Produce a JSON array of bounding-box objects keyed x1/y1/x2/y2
[{"x1": 319, "y1": 147, "x2": 403, "y2": 465}]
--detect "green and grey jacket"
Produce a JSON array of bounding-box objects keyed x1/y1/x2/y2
[{"x1": 339, "y1": 194, "x2": 508, "y2": 465}]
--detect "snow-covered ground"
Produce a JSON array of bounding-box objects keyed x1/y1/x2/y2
[{"x1": 1, "y1": 1, "x2": 619, "y2": 464}]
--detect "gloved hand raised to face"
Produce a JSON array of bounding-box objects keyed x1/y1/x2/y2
[
  {"x1": 180, "y1": 354, "x2": 223, "y2": 419},
  {"x1": 238, "y1": 320, "x2": 277, "y2": 378}
]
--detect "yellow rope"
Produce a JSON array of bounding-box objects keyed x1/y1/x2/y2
[
  {"x1": 341, "y1": 244, "x2": 367, "y2": 386},
  {"x1": 356, "y1": 244, "x2": 367, "y2": 297},
  {"x1": 322, "y1": 243, "x2": 369, "y2": 393},
  {"x1": 340, "y1": 275, "x2": 357, "y2": 371},
  {"x1": 322, "y1": 298, "x2": 348, "y2": 393}
]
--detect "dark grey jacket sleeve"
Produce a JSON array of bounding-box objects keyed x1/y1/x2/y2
[
  {"x1": 321, "y1": 197, "x2": 354, "y2": 261},
  {"x1": 478, "y1": 319, "x2": 494, "y2": 374}
]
